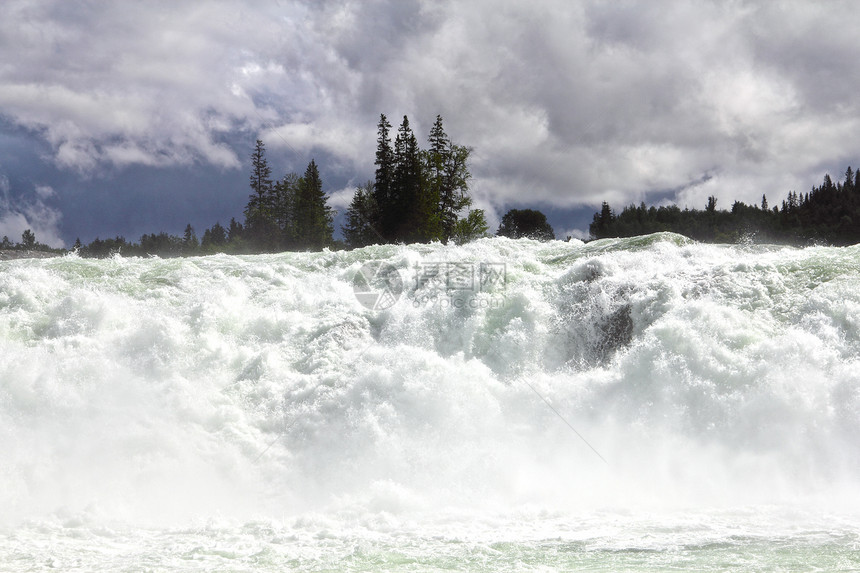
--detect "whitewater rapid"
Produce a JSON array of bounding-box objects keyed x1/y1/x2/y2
[{"x1": 2, "y1": 234, "x2": 859, "y2": 570}]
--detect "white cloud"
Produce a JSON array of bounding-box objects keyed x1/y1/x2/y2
[
  {"x1": 0, "y1": 177, "x2": 64, "y2": 248},
  {"x1": 2, "y1": 0, "x2": 860, "y2": 215}
]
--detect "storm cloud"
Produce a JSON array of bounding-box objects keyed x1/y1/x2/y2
[{"x1": 2, "y1": 0, "x2": 859, "y2": 245}]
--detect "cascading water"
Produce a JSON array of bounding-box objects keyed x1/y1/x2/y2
[{"x1": 2, "y1": 233, "x2": 859, "y2": 571}]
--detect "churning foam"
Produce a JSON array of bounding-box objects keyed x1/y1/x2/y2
[{"x1": 2, "y1": 234, "x2": 860, "y2": 528}]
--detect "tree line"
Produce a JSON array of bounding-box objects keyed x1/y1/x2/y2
[
  {"x1": 0, "y1": 229, "x2": 61, "y2": 253},
  {"x1": 58, "y1": 114, "x2": 493, "y2": 258},
  {"x1": 342, "y1": 114, "x2": 488, "y2": 246},
  {"x1": 590, "y1": 166, "x2": 860, "y2": 245}
]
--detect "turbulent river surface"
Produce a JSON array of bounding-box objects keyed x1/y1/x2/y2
[{"x1": 1, "y1": 234, "x2": 859, "y2": 571}]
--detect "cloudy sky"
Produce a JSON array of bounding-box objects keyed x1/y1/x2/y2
[{"x1": 1, "y1": 0, "x2": 859, "y2": 247}]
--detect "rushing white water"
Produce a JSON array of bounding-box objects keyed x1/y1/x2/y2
[{"x1": 2, "y1": 234, "x2": 860, "y2": 571}]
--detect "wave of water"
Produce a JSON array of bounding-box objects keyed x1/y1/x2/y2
[{"x1": 2, "y1": 234, "x2": 860, "y2": 570}]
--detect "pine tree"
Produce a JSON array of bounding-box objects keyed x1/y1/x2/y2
[
  {"x1": 392, "y1": 115, "x2": 424, "y2": 242},
  {"x1": 201, "y1": 222, "x2": 227, "y2": 251},
  {"x1": 373, "y1": 114, "x2": 395, "y2": 240},
  {"x1": 182, "y1": 224, "x2": 198, "y2": 254},
  {"x1": 294, "y1": 159, "x2": 333, "y2": 250},
  {"x1": 244, "y1": 139, "x2": 278, "y2": 250},
  {"x1": 228, "y1": 218, "x2": 244, "y2": 243},
  {"x1": 343, "y1": 180, "x2": 381, "y2": 248},
  {"x1": 246, "y1": 139, "x2": 274, "y2": 219},
  {"x1": 274, "y1": 172, "x2": 299, "y2": 247},
  {"x1": 21, "y1": 229, "x2": 35, "y2": 249},
  {"x1": 427, "y1": 115, "x2": 472, "y2": 242},
  {"x1": 590, "y1": 202, "x2": 615, "y2": 238}
]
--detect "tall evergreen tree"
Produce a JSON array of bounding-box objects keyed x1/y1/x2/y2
[
  {"x1": 245, "y1": 139, "x2": 278, "y2": 250},
  {"x1": 182, "y1": 224, "x2": 198, "y2": 253},
  {"x1": 392, "y1": 115, "x2": 424, "y2": 242},
  {"x1": 20, "y1": 229, "x2": 35, "y2": 249},
  {"x1": 373, "y1": 114, "x2": 395, "y2": 240},
  {"x1": 294, "y1": 159, "x2": 333, "y2": 249},
  {"x1": 201, "y1": 222, "x2": 227, "y2": 250},
  {"x1": 343, "y1": 180, "x2": 381, "y2": 248},
  {"x1": 228, "y1": 217, "x2": 244, "y2": 243},
  {"x1": 273, "y1": 172, "x2": 300, "y2": 247},
  {"x1": 426, "y1": 115, "x2": 473, "y2": 242}
]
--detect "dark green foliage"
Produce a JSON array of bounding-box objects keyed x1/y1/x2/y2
[
  {"x1": 228, "y1": 218, "x2": 244, "y2": 243},
  {"x1": 392, "y1": 115, "x2": 425, "y2": 242},
  {"x1": 82, "y1": 236, "x2": 135, "y2": 257},
  {"x1": 293, "y1": 159, "x2": 334, "y2": 250},
  {"x1": 589, "y1": 166, "x2": 860, "y2": 245},
  {"x1": 273, "y1": 173, "x2": 299, "y2": 246},
  {"x1": 426, "y1": 115, "x2": 473, "y2": 243},
  {"x1": 373, "y1": 114, "x2": 396, "y2": 241},
  {"x1": 342, "y1": 180, "x2": 381, "y2": 248},
  {"x1": 452, "y1": 208, "x2": 489, "y2": 244},
  {"x1": 139, "y1": 232, "x2": 182, "y2": 256},
  {"x1": 246, "y1": 139, "x2": 273, "y2": 217},
  {"x1": 352, "y1": 113, "x2": 477, "y2": 248},
  {"x1": 244, "y1": 139, "x2": 278, "y2": 251},
  {"x1": 201, "y1": 222, "x2": 227, "y2": 251},
  {"x1": 182, "y1": 224, "x2": 198, "y2": 253},
  {"x1": 75, "y1": 114, "x2": 482, "y2": 257},
  {"x1": 497, "y1": 209, "x2": 555, "y2": 241},
  {"x1": 8, "y1": 228, "x2": 58, "y2": 253},
  {"x1": 241, "y1": 142, "x2": 333, "y2": 251},
  {"x1": 21, "y1": 229, "x2": 35, "y2": 249}
]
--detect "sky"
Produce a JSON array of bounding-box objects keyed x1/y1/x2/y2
[{"x1": 2, "y1": 0, "x2": 860, "y2": 247}]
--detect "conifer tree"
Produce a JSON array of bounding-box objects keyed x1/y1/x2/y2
[
  {"x1": 246, "y1": 139, "x2": 273, "y2": 218},
  {"x1": 21, "y1": 229, "x2": 35, "y2": 249},
  {"x1": 373, "y1": 114, "x2": 395, "y2": 240},
  {"x1": 274, "y1": 172, "x2": 300, "y2": 247},
  {"x1": 228, "y1": 218, "x2": 244, "y2": 243},
  {"x1": 343, "y1": 180, "x2": 381, "y2": 248},
  {"x1": 182, "y1": 224, "x2": 198, "y2": 252},
  {"x1": 244, "y1": 139, "x2": 278, "y2": 250},
  {"x1": 392, "y1": 115, "x2": 424, "y2": 242},
  {"x1": 426, "y1": 115, "x2": 473, "y2": 242},
  {"x1": 201, "y1": 222, "x2": 227, "y2": 251},
  {"x1": 294, "y1": 159, "x2": 333, "y2": 249}
]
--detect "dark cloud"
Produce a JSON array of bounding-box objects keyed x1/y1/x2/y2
[{"x1": 2, "y1": 0, "x2": 860, "y2": 245}]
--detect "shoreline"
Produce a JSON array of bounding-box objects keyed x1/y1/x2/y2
[{"x1": 0, "y1": 249, "x2": 64, "y2": 261}]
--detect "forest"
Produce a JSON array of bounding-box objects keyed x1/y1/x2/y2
[
  {"x1": 590, "y1": 166, "x2": 860, "y2": 245},
  {"x1": 1, "y1": 114, "x2": 491, "y2": 258},
  {"x1": 3, "y1": 118, "x2": 858, "y2": 255}
]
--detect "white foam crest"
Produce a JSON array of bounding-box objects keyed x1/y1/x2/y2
[{"x1": 1, "y1": 236, "x2": 859, "y2": 527}]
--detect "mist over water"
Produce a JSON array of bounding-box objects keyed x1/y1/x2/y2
[{"x1": 2, "y1": 234, "x2": 860, "y2": 570}]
